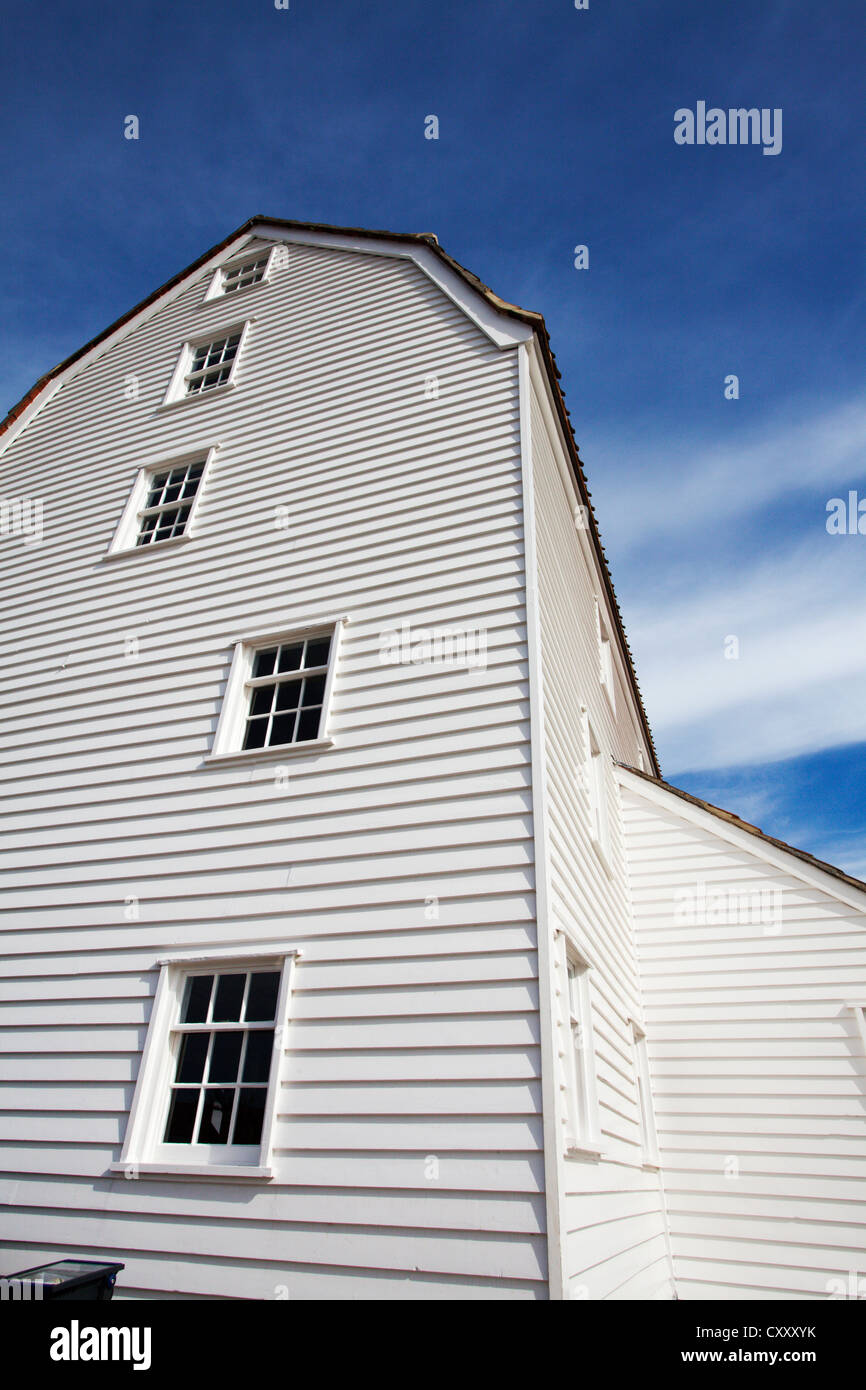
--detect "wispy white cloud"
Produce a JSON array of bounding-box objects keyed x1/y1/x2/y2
[{"x1": 590, "y1": 395, "x2": 866, "y2": 773}]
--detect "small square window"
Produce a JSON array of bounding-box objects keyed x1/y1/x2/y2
[
  {"x1": 135, "y1": 459, "x2": 204, "y2": 546},
  {"x1": 185, "y1": 333, "x2": 242, "y2": 396},
  {"x1": 161, "y1": 324, "x2": 249, "y2": 407},
  {"x1": 203, "y1": 247, "x2": 279, "y2": 302},
  {"x1": 106, "y1": 450, "x2": 214, "y2": 558},
  {"x1": 208, "y1": 619, "x2": 345, "y2": 763},
  {"x1": 221, "y1": 255, "x2": 270, "y2": 296}
]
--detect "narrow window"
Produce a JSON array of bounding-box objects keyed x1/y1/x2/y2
[
  {"x1": 559, "y1": 939, "x2": 601, "y2": 1154},
  {"x1": 595, "y1": 598, "x2": 616, "y2": 713},
  {"x1": 586, "y1": 718, "x2": 611, "y2": 865},
  {"x1": 630, "y1": 1020, "x2": 660, "y2": 1166}
]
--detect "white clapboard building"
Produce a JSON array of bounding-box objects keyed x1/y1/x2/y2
[{"x1": 0, "y1": 218, "x2": 864, "y2": 1301}]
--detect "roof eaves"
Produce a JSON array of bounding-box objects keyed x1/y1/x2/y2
[{"x1": 618, "y1": 762, "x2": 866, "y2": 898}]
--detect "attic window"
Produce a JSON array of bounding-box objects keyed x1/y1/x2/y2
[{"x1": 221, "y1": 255, "x2": 269, "y2": 295}]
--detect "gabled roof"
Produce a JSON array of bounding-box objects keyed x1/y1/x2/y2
[
  {"x1": 618, "y1": 762, "x2": 866, "y2": 900},
  {"x1": 0, "y1": 216, "x2": 660, "y2": 776}
]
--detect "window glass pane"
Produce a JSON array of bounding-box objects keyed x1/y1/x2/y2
[
  {"x1": 250, "y1": 685, "x2": 274, "y2": 717},
  {"x1": 304, "y1": 638, "x2": 331, "y2": 668},
  {"x1": 182, "y1": 974, "x2": 213, "y2": 1023},
  {"x1": 245, "y1": 972, "x2": 280, "y2": 1022},
  {"x1": 277, "y1": 643, "x2": 303, "y2": 672},
  {"x1": 164, "y1": 1088, "x2": 199, "y2": 1143},
  {"x1": 269, "y1": 712, "x2": 298, "y2": 746},
  {"x1": 175, "y1": 1031, "x2": 209, "y2": 1083},
  {"x1": 275, "y1": 681, "x2": 300, "y2": 712},
  {"x1": 242, "y1": 1029, "x2": 274, "y2": 1082},
  {"x1": 197, "y1": 1088, "x2": 235, "y2": 1144},
  {"x1": 295, "y1": 707, "x2": 322, "y2": 742},
  {"x1": 232, "y1": 1088, "x2": 266, "y2": 1145},
  {"x1": 212, "y1": 973, "x2": 245, "y2": 1022},
  {"x1": 252, "y1": 648, "x2": 277, "y2": 679},
  {"x1": 243, "y1": 718, "x2": 268, "y2": 750},
  {"x1": 301, "y1": 674, "x2": 326, "y2": 706},
  {"x1": 208, "y1": 1030, "x2": 244, "y2": 1083}
]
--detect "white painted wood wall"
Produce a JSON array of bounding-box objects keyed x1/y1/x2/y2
[
  {"x1": 0, "y1": 235, "x2": 549, "y2": 1298},
  {"x1": 619, "y1": 770, "x2": 866, "y2": 1301},
  {"x1": 526, "y1": 357, "x2": 675, "y2": 1300}
]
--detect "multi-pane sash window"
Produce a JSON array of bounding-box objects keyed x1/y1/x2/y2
[
  {"x1": 221, "y1": 255, "x2": 269, "y2": 295},
  {"x1": 136, "y1": 458, "x2": 205, "y2": 545},
  {"x1": 185, "y1": 333, "x2": 242, "y2": 395},
  {"x1": 164, "y1": 970, "x2": 280, "y2": 1149},
  {"x1": 243, "y1": 635, "x2": 332, "y2": 751}
]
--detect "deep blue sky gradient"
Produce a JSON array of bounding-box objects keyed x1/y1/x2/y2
[{"x1": 1, "y1": 0, "x2": 863, "y2": 869}]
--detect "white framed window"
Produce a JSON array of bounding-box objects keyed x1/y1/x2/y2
[
  {"x1": 847, "y1": 1003, "x2": 866, "y2": 1060},
  {"x1": 595, "y1": 598, "x2": 616, "y2": 713},
  {"x1": 203, "y1": 246, "x2": 278, "y2": 301},
  {"x1": 630, "y1": 1019, "x2": 660, "y2": 1166},
  {"x1": 161, "y1": 321, "x2": 251, "y2": 406},
  {"x1": 557, "y1": 935, "x2": 601, "y2": 1155},
  {"x1": 113, "y1": 947, "x2": 298, "y2": 1180},
  {"x1": 208, "y1": 617, "x2": 346, "y2": 763},
  {"x1": 584, "y1": 713, "x2": 612, "y2": 870},
  {"x1": 106, "y1": 447, "x2": 216, "y2": 557}
]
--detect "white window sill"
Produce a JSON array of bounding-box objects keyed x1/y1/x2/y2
[
  {"x1": 157, "y1": 380, "x2": 237, "y2": 412},
  {"x1": 103, "y1": 533, "x2": 193, "y2": 562},
  {"x1": 205, "y1": 737, "x2": 334, "y2": 768},
  {"x1": 110, "y1": 1162, "x2": 272, "y2": 1182},
  {"x1": 565, "y1": 1143, "x2": 604, "y2": 1162}
]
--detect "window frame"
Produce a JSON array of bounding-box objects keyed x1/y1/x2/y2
[
  {"x1": 583, "y1": 711, "x2": 613, "y2": 873},
  {"x1": 113, "y1": 947, "x2": 298, "y2": 1181},
  {"x1": 203, "y1": 246, "x2": 278, "y2": 302},
  {"x1": 630, "y1": 1019, "x2": 661, "y2": 1168},
  {"x1": 160, "y1": 320, "x2": 252, "y2": 409},
  {"x1": 207, "y1": 616, "x2": 346, "y2": 765},
  {"x1": 557, "y1": 935, "x2": 602, "y2": 1158},
  {"x1": 595, "y1": 598, "x2": 616, "y2": 714},
  {"x1": 105, "y1": 446, "x2": 217, "y2": 558}
]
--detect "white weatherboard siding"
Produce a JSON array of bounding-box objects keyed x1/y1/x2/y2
[
  {"x1": 0, "y1": 239, "x2": 547, "y2": 1298},
  {"x1": 619, "y1": 770, "x2": 866, "y2": 1301},
  {"x1": 526, "y1": 351, "x2": 674, "y2": 1300}
]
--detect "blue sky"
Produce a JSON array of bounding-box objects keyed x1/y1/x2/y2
[{"x1": 1, "y1": 0, "x2": 864, "y2": 871}]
